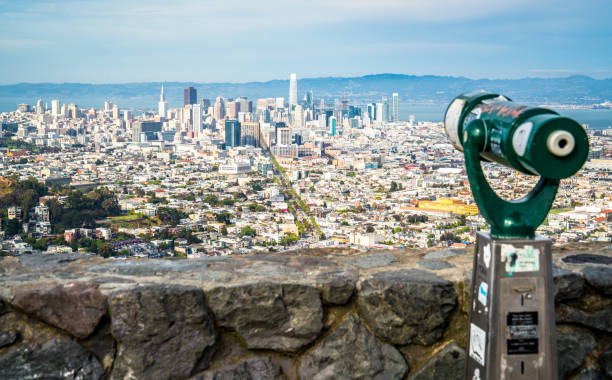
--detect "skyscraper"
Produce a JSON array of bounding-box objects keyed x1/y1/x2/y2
[
  {"x1": 367, "y1": 103, "x2": 376, "y2": 122},
  {"x1": 275, "y1": 97, "x2": 285, "y2": 109},
  {"x1": 68, "y1": 104, "x2": 80, "y2": 119},
  {"x1": 158, "y1": 84, "x2": 168, "y2": 118},
  {"x1": 200, "y1": 98, "x2": 211, "y2": 110},
  {"x1": 294, "y1": 105, "x2": 304, "y2": 128},
  {"x1": 375, "y1": 103, "x2": 383, "y2": 123},
  {"x1": 224, "y1": 120, "x2": 241, "y2": 149},
  {"x1": 214, "y1": 99, "x2": 225, "y2": 120},
  {"x1": 237, "y1": 97, "x2": 249, "y2": 114},
  {"x1": 277, "y1": 127, "x2": 291, "y2": 145},
  {"x1": 382, "y1": 96, "x2": 389, "y2": 122},
  {"x1": 392, "y1": 93, "x2": 399, "y2": 122},
  {"x1": 306, "y1": 90, "x2": 314, "y2": 110},
  {"x1": 184, "y1": 86, "x2": 197, "y2": 106},
  {"x1": 133, "y1": 121, "x2": 162, "y2": 143},
  {"x1": 289, "y1": 73, "x2": 298, "y2": 108},
  {"x1": 112, "y1": 104, "x2": 120, "y2": 120},
  {"x1": 51, "y1": 100, "x2": 60, "y2": 116},
  {"x1": 227, "y1": 101, "x2": 240, "y2": 119},
  {"x1": 241, "y1": 121, "x2": 260, "y2": 147},
  {"x1": 329, "y1": 116, "x2": 337, "y2": 136},
  {"x1": 192, "y1": 104, "x2": 202, "y2": 135}
]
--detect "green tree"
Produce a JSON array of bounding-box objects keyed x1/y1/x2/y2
[
  {"x1": 250, "y1": 182, "x2": 263, "y2": 191},
  {"x1": 204, "y1": 194, "x2": 219, "y2": 206},
  {"x1": 101, "y1": 197, "x2": 121, "y2": 215},
  {"x1": 20, "y1": 189, "x2": 38, "y2": 216},
  {"x1": 3, "y1": 218, "x2": 20, "y2": 236},
  {"x1": 280, "y1": 233, "x2": 299, "y2": 245},
  {"x1": 157, "y1": 207, "x2": 187, "y2": 226},
  {"x1": 440, "y1": 231, "x2": 460, "y2": 242},
  {"x1": 97, "y1": 243, "x2": 113, "y2": 258},
  {"x1": 215, "y1": 212, "x2": 232, "y2": 225},
  {"x1": 390, "y1": 181, "x2": 398, "y2": 192},
  {"x1": 240, "y1": 226, "x2": 256, "y2": 237},
  {"x1": 221, "y1": 197, "x2": 235, "y2": 206},
  {"x1": 33, "y1": 238, "x2": 48, "y2": 251}
]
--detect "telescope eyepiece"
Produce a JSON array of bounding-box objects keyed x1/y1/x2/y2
[{"x1": 547, "y1": 130, "x2": 575, "y2": 157}]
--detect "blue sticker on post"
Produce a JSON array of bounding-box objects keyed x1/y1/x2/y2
[{"x1": 478, "y1": 282, "x2": 488, "y2": 306}]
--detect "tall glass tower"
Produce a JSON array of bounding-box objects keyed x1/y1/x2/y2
[
  {"x1": 392, "y1": 93, "x2": 399, "y2": 122},
  {"x1": 382, "y1": 96, "x2": 389, "y2": 122},
  {"x1": 184, "y1": 86, "x2": 197, "y2": 106},
  {"x1": 224, "y1": 120, "x2": 241, "y2": 149},
  {"x1": 289, "y1": 73, "x2": 298, "y2": 108},
  {"x1": 306, "y1": 90, "x2": 314, "y2": 110}
]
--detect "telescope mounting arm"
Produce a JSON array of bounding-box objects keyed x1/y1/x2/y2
[{"x1": 462, "y1": 119, "x2": 560, "y2": 239}]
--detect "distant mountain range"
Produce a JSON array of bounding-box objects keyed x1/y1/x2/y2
[{"x1": 1, "y1": 74, "x2": 611, "y2": 112}]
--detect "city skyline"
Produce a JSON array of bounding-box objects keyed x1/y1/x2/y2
[{"x1": 0, "y1": 0, "x2": 611, "y2": 84}]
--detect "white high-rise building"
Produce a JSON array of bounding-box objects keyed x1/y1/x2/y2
[
  {"x1": 275, "y1": 97, "x2": 285, "y2": 109},
  {"x1": 289, "y1": 73, "x2": 298, "y2": 107},
  {"x1": 51, "y1": 100, "x2": 60, "y2": 116},
  {"x1": 293, "y1": 105, "x2": 304, "y2": 128},
  {"x1": 318, "y1": 114, "x2": 326, "y2": 129},
  {"x1": 277, "y1": 127, "x2": 291, "y2": 146},
  {"x1": 158, "y1": 84, "x2": 168, "y2": 118},
  {"x1": 192, "y1": 104, "x2": 202, "y2": 135},
  {"x1": 392, "y1": 93, "x2": 399, "y2": 122},
  {"x1": 112, "y1": 104, "x2": 120, "y2": 120}
]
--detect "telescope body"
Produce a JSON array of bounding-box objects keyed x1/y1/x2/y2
[{"x1": 444, "y1": 91, "x2": 588, "y2": 179}]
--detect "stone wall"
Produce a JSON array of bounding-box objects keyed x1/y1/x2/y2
[{"x1": 0, "y1": 243, "x2": 610, "y2": 380}]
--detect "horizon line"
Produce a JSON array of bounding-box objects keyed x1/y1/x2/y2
[{"x1": 0, "y1": 73, "x2": 608, "y2": 87}]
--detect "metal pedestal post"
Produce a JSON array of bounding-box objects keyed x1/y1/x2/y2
[{"x1": 466, "y1": 232, "x2": 557, "y2": 380}]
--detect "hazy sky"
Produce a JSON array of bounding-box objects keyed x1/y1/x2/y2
[{"x1": 0, "y1": 0, "x2": 611, "y2": 84}]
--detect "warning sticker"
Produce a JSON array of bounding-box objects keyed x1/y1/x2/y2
[
  {"x1": 507, "y1": 338, "x2": 538, "y2": 355},
  {"x1": 469, "y1": 323, "x2": 486, "y2": 366},
  {"x1": 507, "y1": 312, "x2": 539, "y2": 355},
  {"x1": 501, "y1": 245, "x2": 540, "y2": 275},
  {"x1": 507, "y1": 311, "x2": 538, "y2": 326},
  {"x1": 508, "y1": 325, "x2": 537, "y2": 339}
]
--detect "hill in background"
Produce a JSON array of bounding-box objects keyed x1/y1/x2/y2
[{"x1": 1, "y1": 74, "x2": 611, "y2": 113}]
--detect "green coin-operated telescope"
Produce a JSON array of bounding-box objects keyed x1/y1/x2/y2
[{"x1": 444, "y1": 90, "x2": 589, "y2": 238}]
